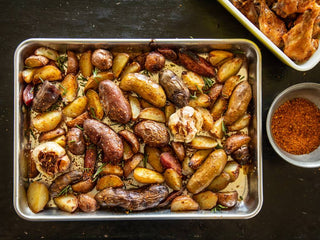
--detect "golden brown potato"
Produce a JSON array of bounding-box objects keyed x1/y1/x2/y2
[
  {"x1": 54, "y1": 194, "x2": 78, "y2": 213},
  {"x1": 79, "y1": 50, "x2": 93, "y2": 77},
  {"x1": 86, "y1": 89, "x2": 104, "y2": 120},
  {"x1": 133, "y1": 167, "x2": 165, "y2": 184},
  {"x1": 27, "y1": 181, "x2": 49, "y2": 213},
  {"x1": 188, "y1": 93, "x2": 211, "y2": 108},
  {"x1": 182, "y1": 157, "x2": 195, "y2": 176},
  {"x1": 53, "y1": 135, "x2": 66, "y2": 147},
  {"x1": 224, "y1": 161, "x2": 240, "y2": 182},
  {"x1": 208, "y1": 50, "x2": 233, "y2": 66},
  {"x1": 91, "y1": 49, "x2": 113, "y2": 70},
  {"x1": 112, "y1": 53, "x2": 129, "y2": 78},
  {"x1": 35, "y1": 47, "x2": 59, "y2": 61},
  {"x1": 32, "y1": 110, "x2": 62, "y2": 132},
  {"x1": 145, "y1": 146, "x2": 163, "y2": 173},
  {"x1": 60, "y1": 73, "x2": 78, "y2": 104},
  {"x1": 101, "y1": 164, "x2": 124, "y2": 177},
  {"x1": 196, "y1": 107, "x2": 214, "y2": 131},
  {"x1": 210, "y1": 117, "x2": 225, "y2": 139},
  {"x1": 193, "y1": 191, "x2": 218, "y2": 210},
  {"x1": 39, "y1": 128, "x2": 65, "y2": 142},
  {"x1": 172, "y1": 142, "x2": 185, "y2": 162},
  {"x1": 33, "y1": 65, "x2": 62, "y2": 84},
  {"x1": 217, "y1": 191, "x2": 238, "y2": 208},
  {"x1": 207, "y1": 83, "x2": 223, "y2": 105},
  {"x1": 120, "y1": 73, "x2": 166, "y2": 108},
  {"x1": 138, "y1": 107, "x2": 166, "y2": 123},
  {"x1": 72, "y1": 179, "x2": 95, "y2": 194},
  {"x1": 62, "y1": 96, "x2": 88, "y2": 118},
  {"x1": 210, "y1": 97, "x2": 227, "y2": 121},
  {"x1": 181, "y1": 71, "x2": 205, "y2": 91},
  {"x1": 228, "y1": 113, "x2": 251, "y2": 131},
  {"x1": 189, "y1": 149, "x2": 212, "y2": 169},
  {"x1": 120, "y1": 62, "x2": 141, "y2": 79},
  {"x1": 190, "y1": 136, "x2": 217, "y2": 149},
  {"x1": 66, "y1": 112, "x2": 90, "y2": 128},
  {"x1": 223, "y1": 81, "x2": 252, "y2": 125},
  {"x1": 123, "y1": 153, "x2": 143, "y2": 178},
  {"x1": 25, "y1": 55, "x2": 49, "y2": 68},
  {"x1": 221, "y1": 75, "x2": 240, "y2": 99},
  {"x1": 96, "y1": 175, "x2": 124, "y2": 191},
  {"x1": 187, "y1": 149, "x2": 227, "y2": 194},
  {"x1": 224, "y1": 134, "x2": 251, "y2": 154},
  {"x1": 84, "y1": 71, "x2": 114, "y2": 91},
  {"x1": 164, "y1": 168, "x2": 182, "y2": 191},
  {"x1": 66, "y1": 50, "x2": 79, "y2": 74},
  {"x1": 217, "y1": 57, "x2": 243, "y2": 83},
  {"x1": 171, "y1": 195, "x2": 199, "y2": 211},
  {"x1": 118, "y1": 130, "x2": 140, "y2": 154},
  {"x1": 165, "y1": 102, "x2": 176, "y2": 123},
  {"x1": 140, "y1": 99, "x2": 154, "y2": 108},
  {"x1": 122, "y1": 139, "x2": 134, "y2": 161},
  {"x1": 22, "y1": 68, "x2": 36, "y2": 83},
  {"x1": 207, "y1": 171, "x2": 231, "y2": 192},
  {"x1": 128, "y1": 95, "x2": 141, "y2": 121}
]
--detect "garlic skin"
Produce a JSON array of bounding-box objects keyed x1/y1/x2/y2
[{"x1": 168, "y1": 106, "x2": 203, "y2": 143}]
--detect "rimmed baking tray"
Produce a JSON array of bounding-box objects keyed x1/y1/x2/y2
[
  {"x1": 218, "y1": 0, "x2": 320, "y2": 71},
  {"x1": 14, "y1": 38, "x2": 263, "y2": 220}
]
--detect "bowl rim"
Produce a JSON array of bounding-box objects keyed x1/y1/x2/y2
[{"x1": 266, "y1": 82, "x2": 320, "y2": 168}]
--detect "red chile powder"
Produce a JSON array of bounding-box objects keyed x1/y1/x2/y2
[{"x1": 271, "y1": 98, "x2": 320, "y2": 155}]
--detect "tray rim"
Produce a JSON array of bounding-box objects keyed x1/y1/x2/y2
[{"x1": 14, "y1": 38, "x2": 263, "y2": 221}]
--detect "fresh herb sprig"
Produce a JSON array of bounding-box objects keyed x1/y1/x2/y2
[
  {"x1": 56, "y1": 55, "x2": 68, "y2": 72},
  {"x1": 203, "y1": 77, "x2": 215, "y2": 90},
  {"x1": 211, "y1": 204, "x2": 228, "y2": 212},
  {"x1": 190, "y1": 91, "x2": 198, "y2": 100},
  {"x1": 90, "y1": 107, "x2": 100, "y2": 121},
  {"x1": 142, "y1": 69, "x2": 152, "y2": 77},
  {"x1": 143, "y1": 153, "x2": 148, "y2": 168},
  {"x1": 58, "y1": 84, "x2": 67, "y2": 96},
  {"x1": 222, "y1": 121, "x2": 227, "y2": 135},
  {"x1": 76, "y1": 124, "x2": 84, "y2": 130},
  {"x1": 92, "y1": 163, "x2": 107, "y2": 182},
  {"x1": 57, "y1": 185, "x2": 72, "y2": 197}
]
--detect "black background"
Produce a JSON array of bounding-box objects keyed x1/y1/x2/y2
[{"x1": 1, "y1": 0, "x2": 320, "y2": 239}]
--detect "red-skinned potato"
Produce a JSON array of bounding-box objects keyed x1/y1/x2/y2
[{"x1": 160, "y1": 152, "x2": 182, "y2": 175}]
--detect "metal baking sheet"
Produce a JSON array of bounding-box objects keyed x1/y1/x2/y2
[
  {"x1": 218, "y1": 0, "x2": 320, "y2": 71},
  {"x1": 14, "y1": 38, "x2": 263, "y2": 220}
]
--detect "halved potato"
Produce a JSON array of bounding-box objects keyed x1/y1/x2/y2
[
  {"x1": 210, "y1": 117, "x2": 224, "y2": 139},
  {"x1": 196, "y1": 107, "x2": 213, "y2": 131},
  {"x1": 145, "y1": 146, "x2": 163, "y2": 172},
  {"x1": 138, "y1": 107, "x2": 166, "y2": 123},
  {"x1": 210, "y1": 97, "x2": 227, "y2": 121},
  {"x1": 62, "y1": 96, "x2": 87, "y2": 118},
  {"x1": 165, "y1": 102, "x2": 176, "y2": 123},
  {"x1": 101, "y1": 164, "x2": 124, "y2": 177},
  {"x1": 223, "y1": 161, "x2": 240, "y2": 182},
  {"x1": 118, "y1": 130, "x2": 140, "y2": 153},
  {"x1": 221, "y1": 75, "x2": 240, "y2": 99},
  {"x1": 54, "y1": 194, "x2": 78, "y2": 213},
  {"x1": 217, "y1": 57, "x2": 243, "y2": 83},
  {"x1": 129, "y1": 95, "x2": 141, "y2": 121},
  {"x1": 96, "y1": 175, "x2": 124, "y2": 191},
  {"x1": 190, "y1": 136, "x2": 217, "y2": 149},
  {"x1": 193, "y1": 191, "x2": 218, "y2": 210},
  {"x1": 208, "y1": 50, "x2": 233, "y2": 66},
  {"x1": 228, "y1": 113, "x2": 251, "y2": 131},
  {"x1": 65, "y1": 112, "x2": 90, "y2": 128},
  {"x1": 33, "y1": 65, "x2": 62, "y2": 84},
  {"x1": 189, "y1": 149, "x2": 212, "y2": 169},
  {"x1": 207, "y1": 171, "x2": 231, "y2": 192},
  {"x1": 60, "y1": 73, "x2": 78, "y2": 104},
  {"x1": 182, "y1": 157, "x2": 194, "y2": 176},
  {"x1": 25, "y1": 55, "x2": 49, "y2": 68},
  {"x1": 22, "y1": 68, "x2": 36, "y2": 83},
  {"x1": 53, "y1": 135, "x2": 66, "y2": 147},
  {"x1": 86, "y1": 89, "x2": 104, "y2": 120},
  {"x1": 120, "y1": 62, "x2": 141, "y2": 79},
  {"x1": 79, "y1": 50, "x2": 93, "y2": 77},
  {"x1": 181, "y1": 71, "x2": 205, "y2": 91},
  {"x1": 27, "y1": 181, "x2": 49, "y2": 213},
  {"x1": 35, "y1": 47, "x2": 59, "y2": 61},
  {"x1": 122, "y1": 139, "x2": 134, "y2": 161},
  {"x1": 133, "y1": 167, "x2": 165, "y2": 184},
  {"x1": 39, "y1": 128, "x2": 65, "y2": 142},
  {"x1": 123, "y1": 153, "x2": 143, "y2": 178},
  {"x1": 164, "y1": 168, "x2": 182, "y2": 191},
  {"x1": 112, "y1": 53, "x2": 130, "y2": 78},
  {"x1": 171, "y1": 195, "x2": 199, "y2": 211},
  {"x1": 84, "y1": 71, "x2": 114, "y2": 91},
  {"x1": 32, "y1": 110, "x2": 62, "y2": 132},
  {"x1": 172, "y1": 142, "x2": 185, "y2": 162},
  {"x1": 188, "y1": 94, "x2": 211, "y2": 108}
]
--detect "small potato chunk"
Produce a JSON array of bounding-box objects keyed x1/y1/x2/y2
[
  {"x1": 133, "y1": 167, "x2": 165, "y2": 184},
  {"x1": 228, "y1": 113, "x2": 251, "y2": 131},
  {"x1": 217, "y1": 57, "x2": 243, "y2": 83},
  {"x1": 207, "y1": 83, "x2": 223, "y2": 105},
  {"x1": 210, "y1": 97, "x2": 227, "y2": 121},
  {"x1": 164, "y1": 168, "x2": 182, "y2": 191},
  {"x1": 27, "y1": 181, "x2": 49, "y2": 213},
  {"x1": 224, "y1": 161, "x2": 240, "y2": 182},
  {"x1": 33, "y1": 65, "x2": 62, "y2": 84},
  {"x1": 122, "y1": 139, "x2": 134, "y2": 161},
  {"x1": 25, "y1": 55, "x2": 49, "y2": 68},
  {"x1": 66, "y1": 112, "x2": 90, "y2": 128},
  {"x1": 86, "y1": 89, "x2": 104, "y2": 120},
  {"x1": 165, "y1": 102, "x2": 176, "y2": 123},
  {"x1": 78, "y1": 194, "x2": 99, "y2": 213},
  {"x1": 145, "y1": 146, "x2": 163, "y2": 173},
  {"x1": 60, "y1": 73, "x2": 78, "y2": 104},
  {"x1": 181, "y1": 71, "x2": 205, "y2": 91},
  {"x1": 84, "y1": 71, "x2": 114, "y2": 91},
  {"x1": 66, "y1": 50, "x2": 79, "y2": 74},
  {"x1": 188, "y1": 94, "x2": 211, "y2": 108},
  {"x1": 208, "y1": 50, "x2": 233, "y2": 66},
  {"x1": 79, "y1": 50, "x2": 93, "y2": 77},
  {"x1": 39, "y1": 128, "x2": 65, "y2": 142},
  {"x1": 129, "y1": 96, "x2": 141, "y2": 121},
  {"x1": 160, "y1": 152, "x2": 182, "y2": 175},
  {"x1": 172, "y1": 142, "x2": 185, "y2": 162},
  {"x1": 190, "y1": 136, "x2": 217, "y2": 149},
  {"x1": 138, "y1": 107, "x2": 166, "y2": 123},
  {"x1": 35, "y1": 47, "x2": 59, "y2": 61},
  {"x1": 221, "y1": 75, "x2": 240, "y2": 99},
  {"x1": 62, "y1": 96, "x2": 87, "y2": 118},
  {"x1": 189, "y1": 149, "x2": 212, "y2": 169},
  {"x1": 91, "y1": 49, "x2": 113, "y2": 70},
  {"x1": 112, "y1": 53, "x2": 130, "y2": 78},
  {"x1": 101, "y1": 163, "x2": 124, "y2": 177},
  {"x1": 145, "y1": 52, "x2": 165, "y2": 72},
  {"x1": 171, "y1": 195, "x2": 199, "y2": 212},
  {"x1": 224, "y1": 134, "x2": 251, "y2": 154},
  {"x1": 182, "y1": 157, "x2": 194, "y2": 176},
  {"x1": 123, "y1": 153, "x2": 143, "y2": 178},
  {"x1": 207, "y1": 171, "x2": 231, "y2": 192},
  {"x1": 120, "y1": 62, "x2": 141, "y2": 79},
  {"x1": 118, "y1": 130, "x2": 140, "y2": 154},
  {"x1": 210, "y1": 117, "x2": 224, "y2": 139},
  {"x1": 96, "y1": 175, "x2": 124, "y2": 191},
  {"x1": 196, "y1": 107, "x2": 213, "y2": 131},
  {"x1": 22, "y1": 68, "x2": 36, "y2": 83},
  {"x1": 217, "y1": 191, "x2": 238, "y2": 208},
  {"x1": 193, "y1": 191, "x2": 218, "y2": 210},
  {"x1": 53, "y1": 135, "x2": 66, "y2": 147},
  {"x1": 54, "y1": 194, "x2": 78, "y2": 213},
  {"x1": 32, "y1": 110, "x2": 62, "y2": 132}
]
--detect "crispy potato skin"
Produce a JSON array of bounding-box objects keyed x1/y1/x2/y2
[
  {"x1": 67, "y1": 51, "x2": 79, "y2": 74},
  {"x1": 91, "y1": 49, "x2": 113, "y2": 70},
  {"x1": 187, "y1": 149, "x2": 227, "y2": 194},
  {"x1": 207, "y1": 83, "x2": 223, "y2": 105},
  {"x1": 99, "y1": 80, "x2": 132, "y2": 124},
  {"x1": 232, "y1": 145, "x2": 251, "y2": 165},
  {"x1": 83, "y1": 119, "x2": 123, "y2": 163},
  {"x1": 217, "y1": 191, "x2": 238, "y2": 208},
  {"x1": 145, "y1": 52, "x2": 165, "y2": 72},
  {"x1": 224, "y1": 81, "x2": 252, "y2": 125},
  {"x1": 134, "y1": 120, "x2": 170, "y2": 147},
  {"x1": 95, "y1": 184, "x2": 169, "y2": 211},
  {"x1": 118, "y1": 130, "x2": 140, "y2": 153},
  {"x1": 157, "y1": 48, "x2": 177, "y2": 61},
  {"x1": 67, "y1": 127, "x2": 85, "y2": 155},
  {"x1": 159, "y1": 69, "x2": 190, "y2": 108},
  {"x1": 224, "y1": 134, "x2": 251, "y2": 154}
]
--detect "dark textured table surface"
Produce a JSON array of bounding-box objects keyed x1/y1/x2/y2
[{"x1": 1, "y1": 0, "x2": 320, "y2": 239}]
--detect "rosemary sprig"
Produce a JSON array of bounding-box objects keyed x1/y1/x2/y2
[
  {"x1": 190, "y1": 91, "x2": 198, "y2": 100},
  {"x1": 92, "y1": 163, "x2": 107, "y2": 182},
  {"x1": 90, "y1": 107, "x2": 100, "y2": 121},
  {"x1": 195, "y1": 84, "x2": 203, "y2": 94},
  {"x1": 46, "y1": 101, "x2": 60, "y2": 112},
  {"x1": 77, "y1": 74, "x2": 88, "y2": 82},
  {"x1": 83, "y1": 167, "x2": 92, "y2": 172},
  {"x1": 57, "y1": 185, "x2": 72, "y2": 197},
  {"x1": 92, "y1": 67, "x2": 99, "y2": 78},
  {"x1": 211, "y1": 204, "x2": 228, "y2": 212},
  {"x1": 240, "y1": 75, "x2": 245, "y2": 81},
  {"x1": 39, "y1": 77, "x2": 44, "y2": 83},
  {"x1": 143, "y1": 152, "x2": 148, "y2": 168},
  {"x1": 203, "y1": 77, "x2": 215, "y2": 90},
  {"x1": 58, "y1": 84, "x2": 67, "y2": 96},
  {"x1": 222, "y1": 121, "x2": 227, "y2": 135},
  {"x1": 29, "y1": 128, "x2": 36, "y2": 139},
  {"x1": 68, "y1": 140, "x2": 76, "y2": 143},
  {"x1": 56, "y1": 55, "x2": 68, "y2": 72},
  {"x1": 76, "y1": 124, "x2": 84, "y2": 130},
  {"x1": 215, "y1": 144, "x2": 224, "y2": 149}
]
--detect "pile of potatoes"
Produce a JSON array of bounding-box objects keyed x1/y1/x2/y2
[{"x1": 22, "y1": 45, "x2": 253, "y2": 214}]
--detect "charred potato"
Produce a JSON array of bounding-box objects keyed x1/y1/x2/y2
[{"x1": 224, "y1": 134, "x2": 251, "y2": 154}]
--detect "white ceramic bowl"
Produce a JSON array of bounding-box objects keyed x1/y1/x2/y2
[
  {"x1": 218, "y1": 0, "x2": 320, "y2": 71},
  {"x1": 266, "y1": 83, "x2": 320, "y2": 168}
]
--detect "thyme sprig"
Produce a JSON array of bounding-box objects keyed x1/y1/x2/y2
[
  {"x1": 58, "y1": 84, "x2": 67, "y2": 96},
  {"x1": 77, "y1": 74, "x2": 88, "y2": 82},
  {"x1": 142, "y1": 69, "x2": 152, "y2": 77},
  {"x1": 57, "y1": 185, "x2": 72, "y2": 197}
]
